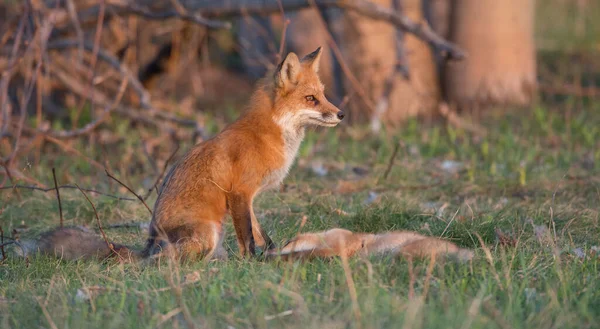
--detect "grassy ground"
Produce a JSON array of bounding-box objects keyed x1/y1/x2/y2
[{"x1": 1, "y1": 101, "x2": 599, "y2": 328}]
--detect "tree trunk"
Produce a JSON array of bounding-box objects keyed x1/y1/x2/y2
[
  {"x1": 341, "y1": 0, "x2": 440, "y2": 125},
  {"x1": 444, "y1": 0, "x2": 537, "y2": 113},
  {"x1": 286, "y1": 8, "x2": 340, "y2": 101}
]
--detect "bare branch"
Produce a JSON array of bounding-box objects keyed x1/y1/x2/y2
[
  {"x1": 73, "y1": 0, "x2": 464, "y2": 60},
  {"x1": 0, "y1": 184, "x2": 137, "y2": 201},
  {"x1": 105, "y1": 169, "x2": 153, "y2": 215},
  {"x1": 175, "y1": 0, "x2": 466, "y2": 60},
  {"x1": 120, "y1": 2, "x2": 230, "y2": 29},
  {"x1": 143, "y1": 144, "x2": 180, "y2": 200},
  {"x1": 47, "y1": 39, "x2": 150, "y2": 108}
]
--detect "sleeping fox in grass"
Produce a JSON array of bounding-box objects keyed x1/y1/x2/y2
[
  {"x1": 265, "y1": 228, "x2": 474, "y2": 262},
  {"x1": 15, "y1": 47, "x2": 345, "y2": 261}
]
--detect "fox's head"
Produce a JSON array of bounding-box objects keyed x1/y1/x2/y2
[{"x1": 271, "y1": 47, "x2": 344, "y2": 130}]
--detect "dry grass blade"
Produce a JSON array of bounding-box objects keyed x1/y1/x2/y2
[
  {"x1": 474, "y1": 232, "x2": 503, "y2": 290},
  {"x1": 264, "y1": 281, "x2": 308, "y2": 314},
  {"x1": 339, "y1": 240, "x2": 362, "y2": 327},
  {"x1": 164, "y1": 258, "x2": 198, "y2": 329},
  {"x1": 35, "y1": 296, "x2": 59, "y2": 329}
]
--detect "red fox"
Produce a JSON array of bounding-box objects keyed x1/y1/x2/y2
[
  {"x1": 142, "y1": 46, "x2": 344, "y2": 260},
  {"x1": 14, "y1": 47, "x2": 345, "y2": 261},
  {"x1": 265, "y1": 228, "x2": 474, "y2": 262}
]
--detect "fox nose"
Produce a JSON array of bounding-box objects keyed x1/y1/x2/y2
[{"x1": 337, "y1": 111, "x2": 345, "y2": 120}]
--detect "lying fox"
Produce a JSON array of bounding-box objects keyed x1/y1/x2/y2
[
  {"x1": 265, "y1": 228, "x2": 473, "y2": 262},
  {"x1": 14, "y1": 226, "x2": 473, "y2": 263},
  {"x1": 14, "y1": 47, "x2": 344, "y2": 261}
]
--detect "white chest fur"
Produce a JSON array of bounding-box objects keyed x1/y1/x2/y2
[{"x1": 261, "y1": 116, "x2": 305, "y2": 191}]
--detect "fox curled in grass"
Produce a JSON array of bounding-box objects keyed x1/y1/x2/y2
[{"x1": 13, "y1": 47, "x2": 346, "y2": 262}]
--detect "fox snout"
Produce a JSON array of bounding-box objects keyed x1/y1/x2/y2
[
  {"x1": 316, "y1": 103, "x2": 344, "y2": 126},
  {"x1": 321, "y1": 108, "x2": 345, "y2": 121}
]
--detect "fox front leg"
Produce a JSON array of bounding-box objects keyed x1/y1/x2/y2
[
  {"x1": 229, "y1": 193, "x2": 256, "y2": 257},
  {"x1": 250, "y1": 203, "x2": 275, "y2": 251}
]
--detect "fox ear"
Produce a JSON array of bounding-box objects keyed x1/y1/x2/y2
[
  {"x1": 301, "y1": 47, "x2": 322, "y2": 72},
  {"x1": 275, "y1": 52, "x2": 301, "y2": 90}
]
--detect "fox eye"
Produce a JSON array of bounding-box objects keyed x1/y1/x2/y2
[{"x1": 305, "y1": 95, "x2": 315, "y2": 102}]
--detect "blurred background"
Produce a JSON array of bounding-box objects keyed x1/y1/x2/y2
[{"x1": 0, "y1": 0, "x2": 598, "y2": 187}]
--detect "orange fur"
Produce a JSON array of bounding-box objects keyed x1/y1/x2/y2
[
  {"x1": 266, "y1": 228, "x2": 474, "y2": 262},
  {"x1": 142, "y1": 47, "x2": 344, "y2": 259}
]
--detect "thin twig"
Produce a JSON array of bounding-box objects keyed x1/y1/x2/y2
[
  {"x1": 310, "y1": 0, "x2": 376, "y2": 113},
  {"x1": 126, "y1": 2, "x2": 230, "y2": 29},
  {"x1": 0, "y1": 12, "x2": 26, "y2": 139},
  {"x1": 371, "y1": 0, "x2": 408, "y2": 133},
  {"x1": 47, "y1": 39, "x2": 150, "y2": 109},
  {"x1": 438, "y1": 102, "x2": 488, "y2": 137},
  {"x1": 143, "y1": 144, "x2": 180, "y2": 200},
  {"x1": 43, "y1": 135, "x2": 106, "y2": 170},
  {"x1": 276, "y1": 0, "x2": 290, "y2": 62},
  {"x1": 51, "y1": 168, "x2": 64, "y2": 228},
  {"x1": 0, "y1": 225, "x2": 6, "y2": 261},
  {"x1": 0, "y1": 184, "x2": 136, "y2": 201},
  {"x1": 73, "y1": 0, "x2": 105, "y2": 129},
  {"x1": 64, "y1": 0, "x2": 84, "y2": 64},
  {"x1": 44, "y1": 77, "x2": 128, "y2": 139},
  {"x1": 74, "y1": 183, "x2": 122, "y2": 260},
  {"x1": 105, "y1": 169, "x2": 153, "y2": 215},
  {"x1": 382, "y1": 140, "x2": 401, "y2": 180}
]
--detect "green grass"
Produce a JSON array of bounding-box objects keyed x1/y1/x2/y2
[{"x1": 1, "y1": 102, "x2": 599, "y2": 328}]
